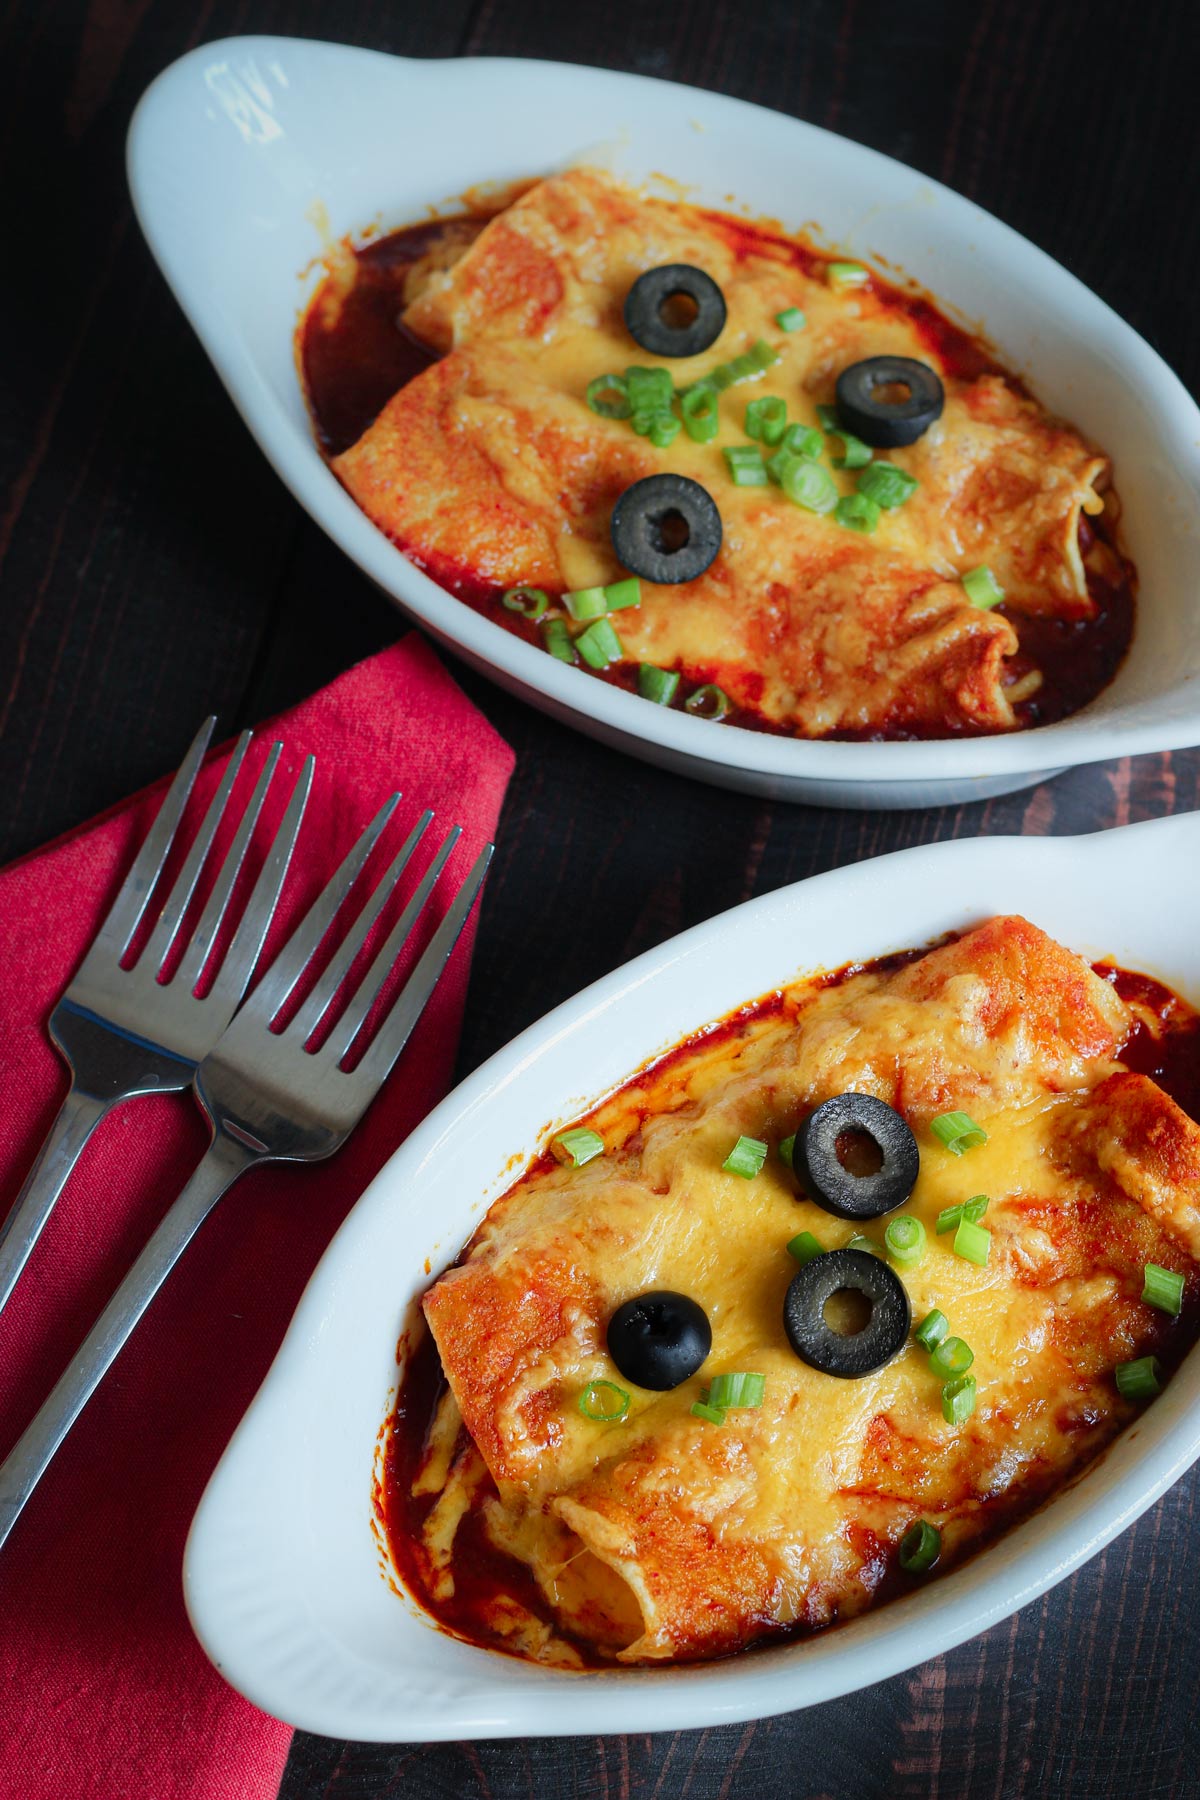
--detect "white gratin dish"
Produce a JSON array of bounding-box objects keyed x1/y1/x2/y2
[
  {"x1": 128, "y1": 37, "x2": 1200, "y2": 810},
  {"x1": 186, "y1": 811, "x2": 1200, "y2": 1738}
]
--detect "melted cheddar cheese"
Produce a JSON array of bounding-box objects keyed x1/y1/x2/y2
[
  {"x1": 405, "y1": 919, "x2": 1200, "y2": 1665},
  {"x1": 330, "y1": 169, "x2": 1126, "y2": 737}
]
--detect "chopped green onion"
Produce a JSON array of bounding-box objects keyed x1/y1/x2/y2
[
  {"x1": 575, "y1": 617, "x2": 625, "y2": 669},
  {"x1": 501, "y1": 584, "x2": 549, "y2": 620},
  {"x1": 680, "y1": 381, "x2": 720, "y2": 443},
  {"x1": 779, "y1": 423, "x2": 825, "y2": 460},
  {"x1": 953, "y1": 1218, "x2": 991, "y2": 1267},
  {"x1": 816, "y1": 403, "x2": 841, "y2": 431},
  {"x1": 929, "y1": 1335, "x2": 974, "y2": 1379},
  {"x1": 781, "y1": 457, "x2": 838, "y2": 514},
  {"x1": 778, "y1": 1132, "x2": 797, "y2": 1170},
  {"x1": 847, "y1": 1232, "x2": 878, "y2": 1256},
  {"x1": 563, "y1": 585, "x2": 608, "y2": 622},
  {"x1": 577, "y1": 1379, "x2": 630, "y2": 1422},
  {"x1": 829, "y1": 431, "x2": 873, "y2": 470},
  {"x1": 551, "y1": 1127, "x2": 605, "y2": 1167},
  {"x1": 691, "y1": 1400, "x2": 726, "y2": 1425},
  {"x1": 776, "y1": 306, "x2": 806, "y2": 332},
  {"x1": 586, "y1": 373, "x2": 632, "y2": 418},
  {"x1": 898, "y1": 1519, "x2": 941, "y2": 1574},
  {"x1": 685, "y1": 684, "x2": 733, "y2": 720},
  {"x1": 935, "y1": 1195, "x2": 990, "y2": 1235},
  {"x1": 745, "y1": 396, "x2": 788, "y2": 446},
  {"x1": 930, "y1": 1111, "x2": 988, "y2": 1155},
  {"x1": 723, "y1": 445, "x2": 769, "y2": 487},
  {"x1": 857, "y1": 462, "x2": 919, "y2": 509},
  {"x1": 541, "y1": 617, "x2": 577, "y2": 664},
  {"x1": 835, "y1": 494, "x2": 881, "y2": 534},
  {"x1": 962, "y1": 565, "x2": 1005, "y2": 609},
  {"x1": 788, "y1": 1230, "x2": 824, "y2": 1265},
  {"x1": 693, "y1": 338, "x2": 780, "y2": 394},
  {"x1": 648, "y1": 413, "x2": 682, "y2": 448},
  {"x1": 604, "y1": 577, "x2": 642, "y2": 611},
  {"x1": 914, "y1": 1308, "x2": 949, "y2": 1351},
  {"x1": 1115, "y1": 1355, "x2": 1162, "y2": 1401},
  {"x1": 626, "y1": 365, "x2": 674, "y2": 413},
  {"x1": 708, "y1": 1372, "x2": 766, "y2": 1409},
  {"x1": 828, "y1": 261, "x2": 870, "y2": 288},
  {"x1": 1143, "y1": 1263, "x2": 1185, "y2": 1317},
  {"x1": 884, "y1": 1214, "x2": 926, "y2": 1269},
  {"x1": 942, "y1": 1372, "x2": 977, "y2": 1425},
  {"x1": 638, "y1": 664, "x2": 679, "y2": 706},
  {"x1": 723, "y1": 1135, "x2": 768, "y2": 1178}
]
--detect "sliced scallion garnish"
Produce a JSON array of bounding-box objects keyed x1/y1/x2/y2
[
  {"x1": 708, "y1": 1371, "x2": 766, "y2": 1409},
  {"x1": 962, "y1": 565, "x2": 1005, "y2": 609},
  {"x1": 930, "y1": 1111, "x2": 988, "y2": 1155},
  {"x1": 551, "y1": 1127, "x2": 605, "y2": 1167},
  {"x1": 776, "y1": 306, "x2": 806, "y2": 332},
  {"x1": 827, "y1": 261, "x2": 870, "y2": 288},
  {"x1": 914, "y1": 1308, "x2": 949, "y2": 1351},
  {"x1": 1115, "y1": 1356, "x2": 1163, "y2": 1400},
  {"x1": 586, "y1": 372, "x2": 632, "y2": 418},
  {"x1": 577, "y1": 1379, "x2": 630, "y2": 1422},
  {"x1": 953, "y1": 1218, "x2": 991, "y2": 1267},
  {"x1": 575, "y1": 617, "x2": 625, "y2": 669},
  {"x1": 541, "y1": 617, "x2": 577, "y2": 664},
  {"x1": 686, "y1": 684, "x2": 733, "y2": 720},
  {"x1": 787, "y1": 1230, "x2": 824, "y2": 1265},
  {"x1": 564, "y1": 585, "x2": 608, "y2": 622},
  {"x1": 1143, "y1": 1263, "x2": 1184, "y2": 1316},
  {"x1": 884, "y1": 1214, "x2": 926, "y2": 1269},
  {"x1": 941, "y1": 1372, "x2": 977, "y2": 1425},
  {"x1": 857, "y1": 461, "x2": 919, "y2": 509},
  {"x1": 745, "y1": 395, "x2": 788, "y2": 446},
  {"x1": 723, "y1": 1135, "x2": 768, "y2": 1178},
  {"x1": 781, "y1": 458, "x2": 838, "y2": 514},
  {"x1": 898, "y1": 1519, "x2": 941, "y2": 1574},
  {"x1": 637, "y1": 664, "x2": 679, "y2": 706},
  {"x1": 501, "y1": 584, "x2": 549, "y2": 619},
  {"x1": 723, "y1": 445, "x2": 769, "y2": 487},
  {"x1": 929, "y1": 1336, "x2": 974, "y2": 1379},
  {"x1": 835, "y1": 493, "x2": 881, "y2": 534}
]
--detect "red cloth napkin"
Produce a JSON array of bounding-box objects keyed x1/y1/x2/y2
[{"x1": 0, "y1": 638, "x2": 513, "y2": 1800}]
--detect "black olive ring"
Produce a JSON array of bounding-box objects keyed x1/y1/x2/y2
[
  {"x1": 607, "y1": 1289, "x2": 712, "y2": 1390},
  {"x1": 783, "y1": 1249, "x2": 911, "y2": 1378},
  {"x1": 623, "y1": 264, "x2": 728, "y2": 358},
  {"x1": 834, "y1": 355, "x2": 945, "y2": 448},
  {"x1": 795, "y1": 1092, "x2": 920, "y2": 1220},
  {"x1": 611, "y1": 473, "x2": 723, "y2": 585}
]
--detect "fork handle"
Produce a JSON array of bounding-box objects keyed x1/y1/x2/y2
[
  {"x1": 0, "y1": 1087, "x2": 114, "y2": 1318},
  {"x1": 0, "y1": 1131, "x2": 255, "y2": 1554}
]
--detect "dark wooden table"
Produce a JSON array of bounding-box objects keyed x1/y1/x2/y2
[{"x1": 5, "y1": 2, "x2": 1200, "y2": 1795}]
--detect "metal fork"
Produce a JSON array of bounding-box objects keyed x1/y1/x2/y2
[
  {"x1": 0, "y1": 799, "x2": 492, "y2": 1551},
  {"x1": 0, "y1": 718, "x2": 313, "y2": 1318}
]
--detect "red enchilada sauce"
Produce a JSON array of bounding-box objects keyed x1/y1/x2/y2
[
  {"x1": 300, "y1": 212, "x2": 1134, "y2": 739},
  {"x1": 377, "y1": 957, "x2": 1200, "y2": 1669}
]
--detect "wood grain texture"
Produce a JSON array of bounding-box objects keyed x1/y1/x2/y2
[{"x1": 3, "y1": 0, "x2": 1200, "y2": 1795}]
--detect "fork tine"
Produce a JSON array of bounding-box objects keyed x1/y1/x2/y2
[
  {"x1": 286, "y1": 809, "x2": 434, "y2": 1045},
  {"x1": 173, "y1": 741, "x2": 284, "y2": 995},
  {"x1": 315, "y1": 825, "x2": 462, "y2": 1068},
  {"x1": 204, "y1": 753, "x2": 315, "y2": 1016},
  {"x1": 235, "y1": 792, "x2": 401, "y2": 1028},
  {"x1": 353, "y1": 844, "x2": 494, "y2": 1091},
  {"x1": 92, "y1": 716, "x2": 216, "y2": 961},
  {"x1": 139, "y1": 730, "x2": 252, "y2": 976}
]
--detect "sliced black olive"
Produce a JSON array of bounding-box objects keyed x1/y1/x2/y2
[
  {"x1": 607, "y1": 1290, "x2": 712, "y2": 1390},
  {"x1": 834, "y1": 356, "x2": 944, "y2": 448},
  {"x1": 624, "y1": 264, "x2": 727, "y2": 357},
  {"x1": 783, "y1": 1248, "x2": 911, "y2": 1378},
  {"x1": 611, "y1": 474, "x2": 722, "y2": 585},
  {"x1": 795, "y1": 1093, "x2": 919, "y2": 1220}
]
